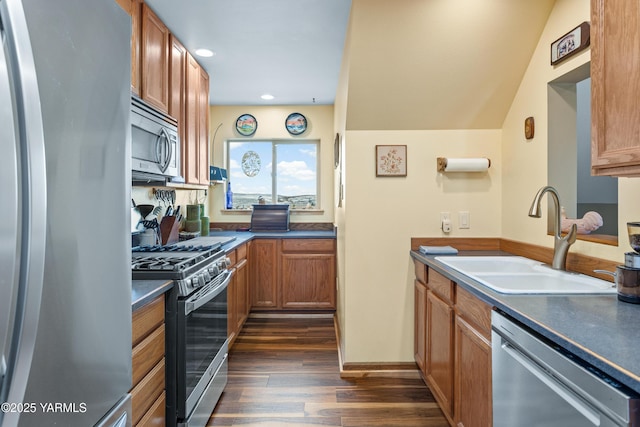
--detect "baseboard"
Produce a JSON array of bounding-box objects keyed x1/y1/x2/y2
[
  {"x1": 333, "y1": 313, "x2": 420, "y2": 379},
  {"x1": 249, "y1": 311, "x2": 335, "y2": 319}
]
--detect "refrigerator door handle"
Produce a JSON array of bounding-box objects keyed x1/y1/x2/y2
[{"x1": 0, "y1": 1, "x2": 48, "y2": 424}]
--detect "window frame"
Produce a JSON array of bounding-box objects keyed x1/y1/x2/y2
[{"x1": 225, "y1": 138, "x2": 321, "y2": 211}]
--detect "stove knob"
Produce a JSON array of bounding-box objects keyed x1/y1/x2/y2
[
  {"x1": 210, "y1": 265, "x2": 219, "y2": 276},
  {"x1": 198, "y1": 274, "x2": 206, "y2": 287},
  {"x1": 203, "y1": 270, "x2": 211, "y2": 282}
]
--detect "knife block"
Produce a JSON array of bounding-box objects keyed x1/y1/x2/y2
[{"x1": 160, "y1": 216, "x2": 180, "y2": 245}]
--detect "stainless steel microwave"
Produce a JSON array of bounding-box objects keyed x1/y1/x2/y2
[{"x1": 131, "y1": 95, "x2": 180, "y2": 182}]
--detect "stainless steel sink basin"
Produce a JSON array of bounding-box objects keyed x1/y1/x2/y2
[{"x1": 434, "y1": 256, "x2": 616, "y2": 295}]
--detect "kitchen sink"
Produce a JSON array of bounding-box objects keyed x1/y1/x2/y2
[{"x1": 434, "y1": 256, "x2": 616, "y2": 295}]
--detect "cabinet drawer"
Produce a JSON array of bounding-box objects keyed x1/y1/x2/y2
[
  {"x1": 281, "y1": 238, "x2": 334, "y2": 253},
  {"x1": 132, "y1": 324, "x2": 165, "y2": 386},
  {"x1": 136, "y1": 391, "x2": 165, "y2": 427},
  {"x1": 414, "y1": 259, "x2": 427, "y2": 284},
  {"x1": 131, "y1": 358, "x2": 164, "y2": 426},
  {"x1": 132, "y1": 296, "x2": 164, "y2": 347},
  {"x1": 427, "y1": 269, "x2": 454, "y2": 304},
  {"x1": 455, "y1": 286, "x2": 492, "y2": 339},
  {"x1": 236, "y1": 243, "x2": 247, "y2": 261}
]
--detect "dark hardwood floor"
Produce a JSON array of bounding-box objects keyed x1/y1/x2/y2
[{"x1": 208, "y1": 315, "x2": 448, "y2": 426}]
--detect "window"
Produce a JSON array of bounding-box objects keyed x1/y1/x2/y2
[{"x1": 226, "y1": 140, "x2": 319, "y2": 210}]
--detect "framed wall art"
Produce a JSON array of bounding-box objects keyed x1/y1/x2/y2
[
  {"x1": 551, "y1": 22, "x2": 590, "y2": 65},
  {"x1": 376, "y1": 145, "x2": 407, "y2": 177}
]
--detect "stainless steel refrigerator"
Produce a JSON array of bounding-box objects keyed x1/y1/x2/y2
[{"x1": 0, "y1": 0, "x2": 132, "y2": 426}]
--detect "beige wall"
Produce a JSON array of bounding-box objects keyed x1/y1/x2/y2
[
  {"x1": 335, "y1": 0, "x2": 640, "y2": 364},
  {"x1": 340, "y1": 130, "x2": 501, "y2": 362},
  {"x1": 501, "y1": 0, "x2": 640, "y2": 261},
  {"x1": 208, "y1": 105, "x2": 335, "y2": 224}
]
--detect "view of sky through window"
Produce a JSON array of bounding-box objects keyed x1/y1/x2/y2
[{"x1": 228, "y1": 140, "x2": 318, "y2": 209}]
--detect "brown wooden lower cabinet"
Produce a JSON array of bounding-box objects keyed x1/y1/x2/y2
[
  {"x1": 281, "y1": 253, "x2": 335, "y2": 309},
  {"x1": 228, "y1": 243, "x2": 250, "y2": 347},
  {"x1": 251, "y1": 239, "x2": 279, "y2": 308},
  {"x1": 414, "y1": 280, "x2": 427, "y2": 374},
  {"x1": 251, "y1": 238, "x2": 336, "y2": 310},
  {"x1": 131, "y1": 295, "x2": 166, "y2": 427},
  {"x1": 413, "y1": 260, "x2": 492, "y2": 427},
  {"x1": 454, "y1": 316, "x2": 492, "y2": 427},
  {"x1": 426, "y1": 290, "x2": 454, "y2": 419}
]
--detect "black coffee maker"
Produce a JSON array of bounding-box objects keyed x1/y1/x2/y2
[{"x1": 615, "y1": 222, "x2": 640, "y2": 303}]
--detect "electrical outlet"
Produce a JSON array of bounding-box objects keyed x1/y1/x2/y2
[
  {"x1": 441, "y1": 212, "x2": 451, "y2": 233},
  {"x1": 459, "y1": 211, "x2": 470, "y2": 229}
]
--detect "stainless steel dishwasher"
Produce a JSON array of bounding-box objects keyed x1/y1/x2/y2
[{"x1": 492, "y1": 311, "x2": 640, "y2": 426}]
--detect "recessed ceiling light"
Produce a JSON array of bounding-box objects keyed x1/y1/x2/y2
[
  {"x1": 195, "y1": 48, "x2": 215, "y2": 58},
  {"x1": 261, "y1": 94, "x2": 275, "y2": 100}
]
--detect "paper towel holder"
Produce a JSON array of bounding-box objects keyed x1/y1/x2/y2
[{"x1": 437, "y1": 157, "x2": 491, "y2": 172}]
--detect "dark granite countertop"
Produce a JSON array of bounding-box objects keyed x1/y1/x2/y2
[
  {"x1": 411, "y1": 250, "x2": 640, "y2": 395},
  {"x1": 131, "y1": 230, "x2": 335, "y2": 309},
  {"x1": 131, "y1": 279, "x2": 173, "y2": 311},
  {"x1": 191, "y1": 230, "x2": 336, "y2": 253}
]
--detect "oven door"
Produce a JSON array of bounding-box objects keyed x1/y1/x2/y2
[{"x1": 176, "y1": 269, "x2": 232, "y2": 422}]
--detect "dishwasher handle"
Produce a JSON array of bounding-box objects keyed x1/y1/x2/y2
[{"x1": 501, "y1": 340, "x2": 602, "y2": 426}]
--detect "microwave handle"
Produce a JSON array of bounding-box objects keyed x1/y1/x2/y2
[{"x1": 155, "y1": 127, "x2": 171, "y2": 173}]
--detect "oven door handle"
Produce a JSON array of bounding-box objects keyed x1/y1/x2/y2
[{"x1": 185, "y1": 270, "x2": 233, "y2": 316}]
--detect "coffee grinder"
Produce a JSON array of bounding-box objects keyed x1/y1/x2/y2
[{"x1": 616, "y1": 222, "x2": 640, "y2": 303}]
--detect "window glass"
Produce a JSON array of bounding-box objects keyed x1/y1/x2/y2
[{"x1": 227, "y1": 140, "x2": 318, "y2": 210}]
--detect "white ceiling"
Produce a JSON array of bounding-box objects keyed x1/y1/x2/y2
[{"x1": 145, "y1": 0, "x2": 352, "y2": 106}]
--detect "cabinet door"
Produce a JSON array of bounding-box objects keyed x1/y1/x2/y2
[
  {"x1": 197, "y1": 66, "x2": 210, "y2": 185},
  {"x1": 426, "y1": 291, "x2": 454, "y2": 418},
  {"x1": 184, "y1": 53, "x2": 200, "y2": 184},
  {"x1": 169, "y1": 35, "x2": 186, "y2": 174},
  {"x1": 281, "y1": 254, "x2": 336, "y2": 309},
  {"x1": 454, "y1": 316, "x2": 492, "y2": 427},
  {"x1": 227, "y1": 267, "x2": 237, "y2": 343},
  {"x1": 235, "y1": 258, "x2": 249, "y2": 330},
  {"x1": 130, "y1": 0, "x2": 142, "y2": 96},
  {"x1": 591, "y1": 0, "x2": 640, "y2": 176},
  {"x1": 414, "y1": 280, "x2": 427, "y2": 376},
  {"x1": 251, "y1": 239, "x2": 279, "y2": 308},
  {"x1": 115, "y1": 0, "x2": 141, "y2": 95},
  {"x1": 141, "y1": 4, "x2": 169, "y2": 112}
]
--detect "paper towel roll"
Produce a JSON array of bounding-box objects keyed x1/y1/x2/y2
[{"x1": 437, "y1": 157, "x2": 490, "y2": 172}]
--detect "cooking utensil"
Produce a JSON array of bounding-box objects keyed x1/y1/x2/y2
[{"x1": 135, "y1": 204, "x2": 155, "y2": 219}]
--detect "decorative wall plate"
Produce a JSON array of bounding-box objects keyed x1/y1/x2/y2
[
  {"x1": 285, "y1": 112, "x2": 307, "y2": 135},
  {"x1": 236, "y1": 114, "x2": 257, "y2": 136}
]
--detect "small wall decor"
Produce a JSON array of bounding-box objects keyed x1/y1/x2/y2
[
  {"x1": 551, "y1": 22, "x2": 590, "y2": 65},
  {"x1": 334, "y1": 133, "x2": 341, "y2": 168},
  {"x1": 376, "y1": 145, "x2": 407, "y2": 177},
  {"x1": 525, "y1": 116, "x2": 535, "y2": 139},
  {"x1": 236, "y1": 114, "x2": 257, "y2": 136},
  {"x1": 285, "y1": 112, "x2": 307, "y2": 135}
]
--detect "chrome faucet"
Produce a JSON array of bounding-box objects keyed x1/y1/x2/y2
[{"x1": 528, "y1": 186, "x2": 577, "y2": 271}]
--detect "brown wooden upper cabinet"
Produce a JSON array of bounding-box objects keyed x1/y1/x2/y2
[
  {"x1": 141, "y1": 4, "x2": 170, "y2": 113},
  {"x1": 184, "y1": 53, "x2": 210, "y2": 185},
  {"x1": 118, "y1": 0, "x2": 211, "y2": 186},
  {"x1": 591, "y1": 0, "x2": 640, "y2": 176},
  {"x1": 115, "y1": 0, "x2": 142, "y2": 95}
]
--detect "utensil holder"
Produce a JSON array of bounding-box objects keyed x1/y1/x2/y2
[{"x1": 160, "y1": 216, "x2": 180, "y2": 245}]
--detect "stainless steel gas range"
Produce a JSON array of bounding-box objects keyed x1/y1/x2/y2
[{"x1": 132, "y1": 243, "x2": 232, "y2": 427}]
